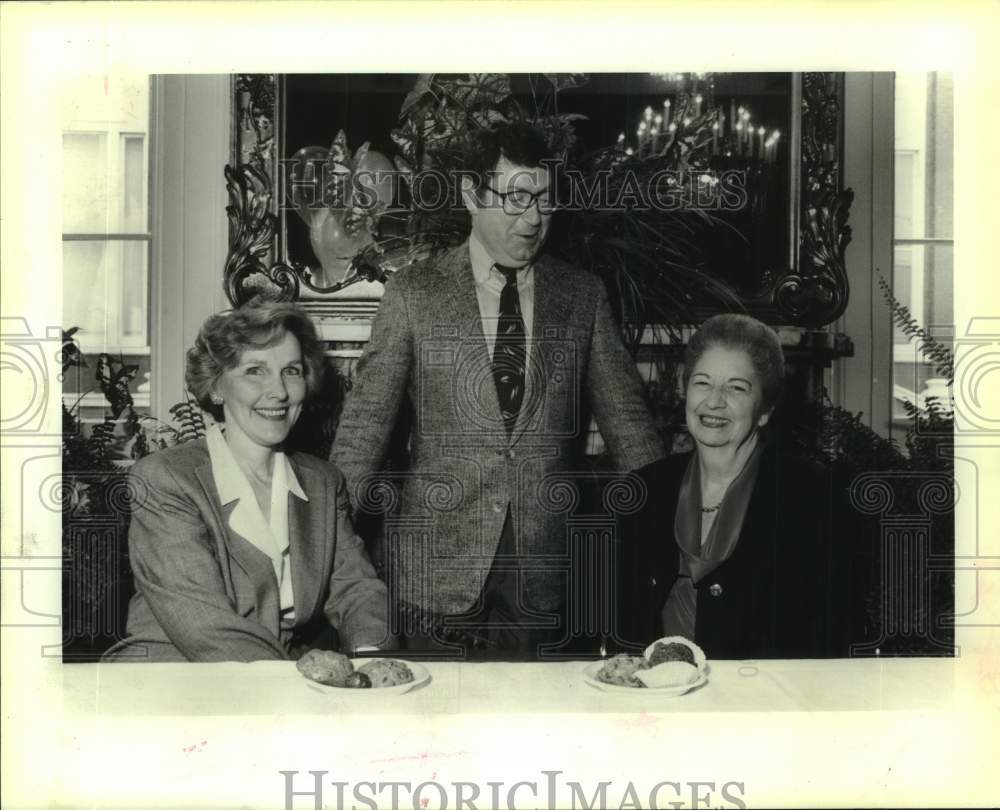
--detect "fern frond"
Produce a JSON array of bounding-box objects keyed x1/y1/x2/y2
[
  {"x1": 169, "y1": 399, "x2": 207, "y2": 443},
  {"x1": 877, "y1": 272, "x2": 954, "y2": 382}
]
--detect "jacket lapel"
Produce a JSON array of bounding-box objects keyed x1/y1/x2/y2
[
  {"x1": 512, "y1": 254, "x2": 573, "y2": 445},
  {"x1": 287, "y1": 456, "x2": 328, "y2": 625},
  {"x1": 437, "y1": 245, "x2": 505, "y2": 435},
  {"x1": 194, "y1": 463, "x2": 281, "y2": 633}
]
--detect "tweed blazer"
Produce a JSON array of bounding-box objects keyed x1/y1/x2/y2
[
  {"x1": 104, "y1": 439, "x2": 390, "y2": 662},
  {"x1": 332, "y1": 243, "x2": 665, "y2": 616},
  {"x1": 616, "y1": 443, "x2": 863, "y2": 659}
]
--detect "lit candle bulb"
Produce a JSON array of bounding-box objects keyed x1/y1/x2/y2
[
  {"x1": 694, "y1": 93, "x2": 703, "y2": 117},
  {"x1": 625, "y1": 147, "x2": 634, "y2": 156},
  {"x1": 668, "y1": 122, "x2": 678, "y2": 133},
  {"x1": 683, "y1": 117, "x2": 692, "y2": 127},
  {"x1": 617, "y1": 132, "x2": 625, "y2": 143},
  {"x1": 644, "y1": 106, "x2": 654, "y2": 122},
  {"x1": 663, "y1": 99, "x2": 671, "y2": 125},
  {"x1": 654, "y1": 114, "x2": 663, "y2": 127}
]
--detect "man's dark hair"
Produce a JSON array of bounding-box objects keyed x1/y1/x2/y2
[{"x1": 463, "y1": 121, "x2": 555, "y2": 195}]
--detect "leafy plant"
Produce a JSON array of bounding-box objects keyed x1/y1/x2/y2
[
  {"x1": 776, "y1": 281, "x2": 955, "y2": 655},
  {"x1": 61, "y1": 329, "x2": 206, "y2": 658}
]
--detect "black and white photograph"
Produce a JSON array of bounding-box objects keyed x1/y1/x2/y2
[{"x1": 1, "y1": 3, "x2": 998, "y2": 809}]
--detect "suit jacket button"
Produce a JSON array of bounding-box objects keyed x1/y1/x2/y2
[{"x1": 709, "y1": 583, "x2": 723, "y2": 597}]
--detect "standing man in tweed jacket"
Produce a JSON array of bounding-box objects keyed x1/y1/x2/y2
[{"x1": 332, "y1": 122, "x2": 664, "y2": 658}]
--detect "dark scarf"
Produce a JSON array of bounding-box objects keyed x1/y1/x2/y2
[{"x1": 660, "y1": 438, "x2": 766, "y2": 637}]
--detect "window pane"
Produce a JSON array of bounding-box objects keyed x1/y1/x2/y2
[
  {"x1": 62, "y1": 77, "x2": 151, "y2": 356},
  {"x1": 892, "y1": 246, "x2": 913, "y2": 347},
  {"x1": 63, "y1": 241, "x2": 112, "y2": 347},
  {"x1": 63, "y1": 239, "x2": 150, "y2": 350},
  {"x1": 891, "y1": 72, "x2": 953, "y2": 442},
  {"x1": 122, "y1": 135, "x2": 146, "y2": 233},
  {"x1": 62, "y1": 133, "x2": 110, "y2": 233},
  {"x1": 893, "y1": 151, "x2": 915, "y2": 240},
  {"x1": 891, "y1": 243, "x2": 954, "y2": 337},
  {"x1": 893, "y1": 73, "x2": 953, "y2": 241},
  {"x1": 120, "y1": 241, "x2": 149, "y2": 345}
]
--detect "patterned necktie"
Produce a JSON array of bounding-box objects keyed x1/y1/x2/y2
[{"x1": 492, "y1": 264, "x2": 526, "y2": 436}]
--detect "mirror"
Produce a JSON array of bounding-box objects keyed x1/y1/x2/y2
[{"x1": 226, "y1": 72, "x2": 850, "y2": 329}]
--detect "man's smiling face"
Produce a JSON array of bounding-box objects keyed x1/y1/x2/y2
[{"x1": 465, "y1": 156, "x2": 552, "y2": 267}]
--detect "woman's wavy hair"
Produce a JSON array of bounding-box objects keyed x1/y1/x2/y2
[
  {"x1": 185, "y1": 299, "x2": 325, "y2": 422},
  {"x1": 683, "y1": 313, "x2": 786, "y2": 414}
]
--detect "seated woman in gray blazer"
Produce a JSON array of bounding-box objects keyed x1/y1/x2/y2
[{"x1": 105, "y1": 301, "x2": 391, "y2": 662}]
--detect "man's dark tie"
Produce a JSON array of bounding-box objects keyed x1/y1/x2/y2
[{"x1": 491, "y1": 264, "x2": 526, "y2": 436}]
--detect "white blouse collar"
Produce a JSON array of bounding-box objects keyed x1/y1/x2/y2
[{"x1": 205, "y1": 424, "x2": 307, "y2": 566}]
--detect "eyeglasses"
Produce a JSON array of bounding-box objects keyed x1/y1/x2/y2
[{"x1": 484, "y1": 184, "x2": 557, "y2": 215}]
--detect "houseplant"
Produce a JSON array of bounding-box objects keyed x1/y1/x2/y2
[{"x1": 60, "y1": 329, "x2": 206, "y2": 659}]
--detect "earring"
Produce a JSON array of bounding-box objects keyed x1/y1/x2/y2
[{"x1": 211, "y1": 393, "x2": 223, "y2": 405}]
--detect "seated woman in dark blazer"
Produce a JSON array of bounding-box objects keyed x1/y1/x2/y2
[
  {"x1": 617, "y1": 314, "x2": 854, "y2": 659},
  {"x1": 105, "y1": 301, "x2": 391, "y2": 662}
]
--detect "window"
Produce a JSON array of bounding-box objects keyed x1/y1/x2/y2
[
  {"x1": 61, "y1": 76, "x2": 152, "y2": 415},
  {"x1": 891, "y1": 73, "x2": 953, "y2": 430}
]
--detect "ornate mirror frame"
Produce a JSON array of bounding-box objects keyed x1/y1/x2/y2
[{"x1": 224, "y1": 73, "x2": 853, "y2": 331}]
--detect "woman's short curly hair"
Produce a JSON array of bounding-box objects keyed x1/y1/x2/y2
[
  {"x1": 186, "y1": 300, "x2": 325, "y2": 422},
  {"x1": 683, "y1": 313, "x2": 786, "y2": 413}
]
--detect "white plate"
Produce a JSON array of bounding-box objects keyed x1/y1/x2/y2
[
  {"x1": 303, "y1": 658, "x2": 431, "y2": 696},
  {"x1": 582, "y1": 660, "x2": 708, "y2": 696},
  {"x1": 583, "y1": 648, "x2": 708, "y2": 697}
]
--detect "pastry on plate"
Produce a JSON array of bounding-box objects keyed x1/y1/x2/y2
[
  {"x1": 296, "y1": 649, "x2": 354, "y2": 687},
  {"x1": 357, "y1": 659, "x2": 414, "y2": 688},
  {"x1": 595, "y1": 654, "x2": 651, "y2": 688},
  {"x1": 647, "y1": 640, "x2": 697, "y2": 667}
]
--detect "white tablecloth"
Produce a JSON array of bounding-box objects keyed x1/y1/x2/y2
[
  {"x1": 33, "y1": 657, "x2": 996, "y2": 808},
  {"x1": 62, "y1": 657, "x2": 957, "y2": 716}
]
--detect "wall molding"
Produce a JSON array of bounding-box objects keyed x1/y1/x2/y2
[
  {"x1": 836, "y1": 72, "x2": 895, "y2": 437},
  {"x1": 150, "y1": 75, "x2": 231, "y2": 420}
]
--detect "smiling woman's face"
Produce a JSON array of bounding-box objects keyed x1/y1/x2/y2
[
  {"x1": 685, "y1": 345, "x2": 771, "y2": 451},
  {"x1": 215, "y1": 331, "x2": 307, "y2": 452}
]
